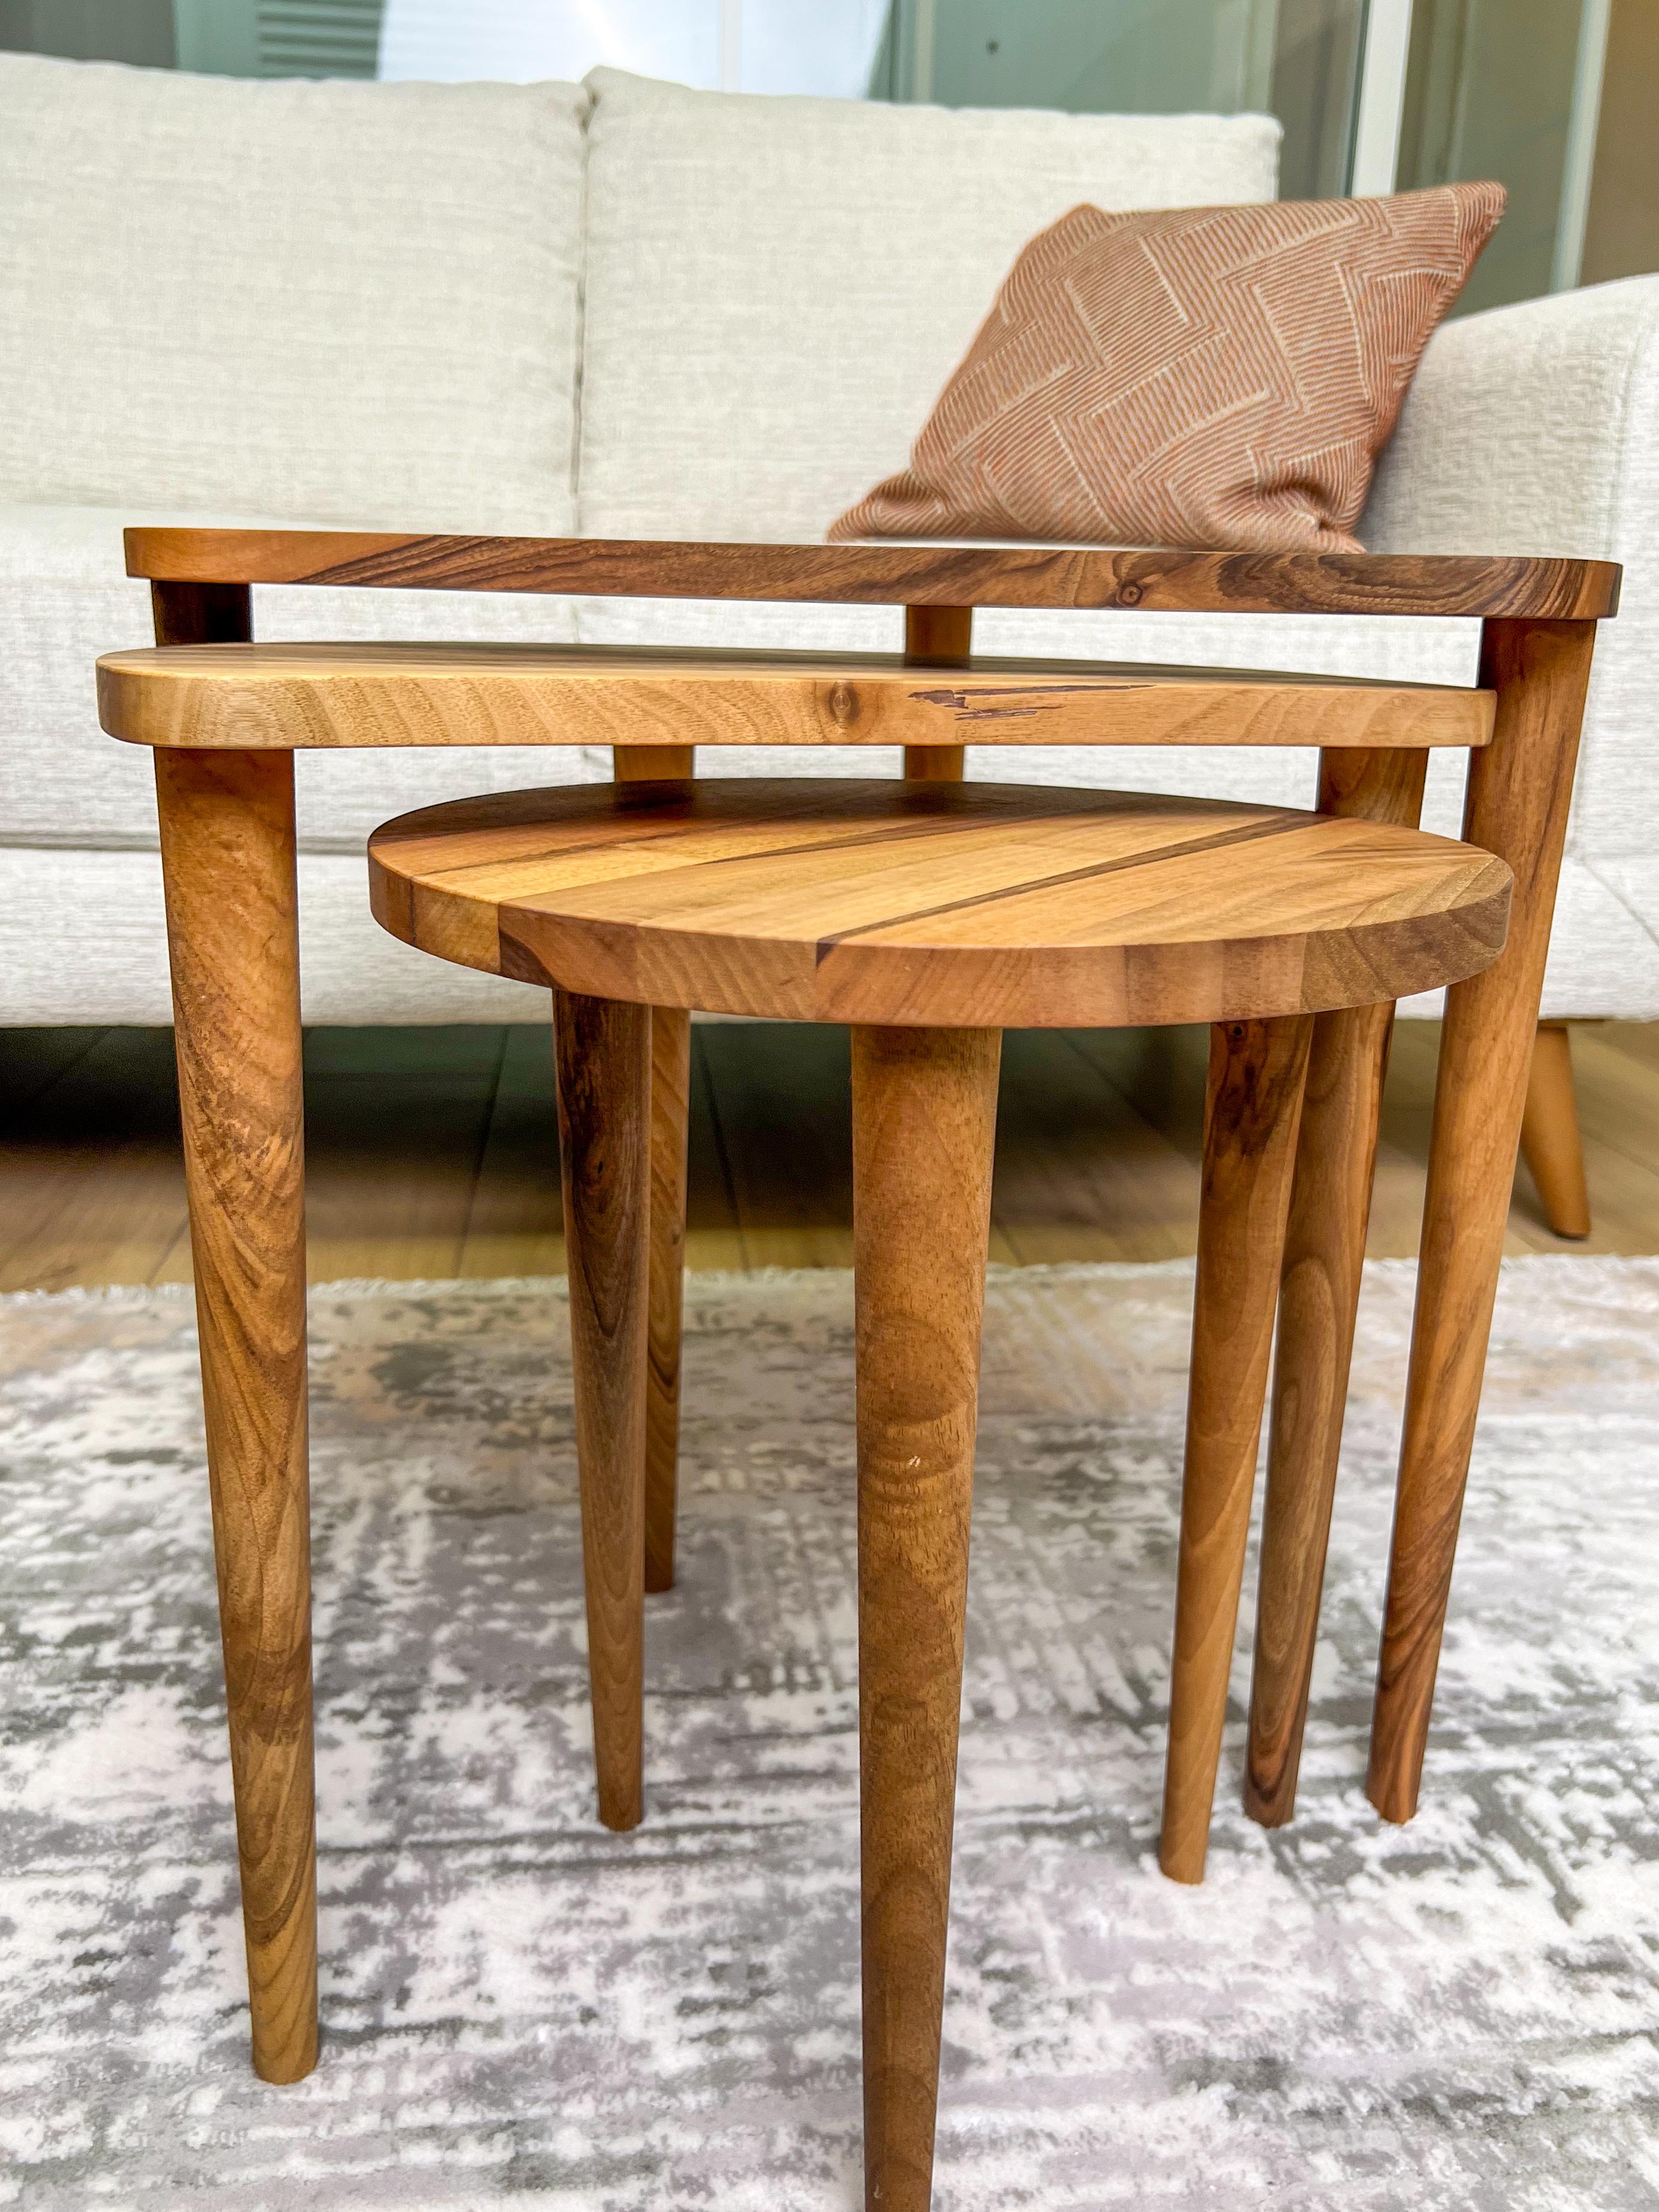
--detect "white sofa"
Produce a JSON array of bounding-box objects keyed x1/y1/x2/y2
[{"x1": 2, "y1": 52, "x2": 1657, "y2": 1030}]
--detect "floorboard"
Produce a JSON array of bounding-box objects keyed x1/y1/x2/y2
[{"x1": 3, "y1": 1018, "x2": 1656, "y2": 1290}]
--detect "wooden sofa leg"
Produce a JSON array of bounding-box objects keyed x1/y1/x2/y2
[{"x1": 1519, "y1": 1021, "x2": 1591, "y2": 1239}]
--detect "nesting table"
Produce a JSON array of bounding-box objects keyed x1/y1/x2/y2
[{"x1": 103, "y1": 530, "x2": 1616, "y2": 2105}]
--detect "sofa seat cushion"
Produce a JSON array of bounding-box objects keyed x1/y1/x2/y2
[
  {"x1": 0, "y1": 507, "x2": 605, "y2": 856},
  {"x1": 0, "y1": 845, "x2": 536, "y2": 1025},
  {"x1": 1, "y1": 842, "x2": 1645, "y2": 1029},
  {"x1": 0, "y1": 55, "x2": 586, "y2": 533}
]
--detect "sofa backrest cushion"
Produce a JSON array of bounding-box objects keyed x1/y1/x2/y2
[
  {"x1": 0, "y1": 55, "x2": 586, "y2": 531},
  {"x1": 577, "y1": 68, "x2": 1281, "y2": 543}
]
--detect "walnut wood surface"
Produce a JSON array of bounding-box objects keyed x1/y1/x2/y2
[
  {"x1": 1520, "y1": 1021, "x2": 1592, "y2": 1238},
  {"x1": 151, "y1": 577, "x2": 256, "y2": 648},
  {"x1": 366, "y1": 777, "x2": 1511, "y2": 1031},
  {"x1": 1161, "y1": 1015, "x2": 1314, "y2": 1885},
  {"x1": 1244, "y1": 747, "x2": 1428, "y2": 1829},
  {"x1": 155, "y1": 740, "x2": 318, "y2": 2083},
  {"x1": 903, "y1": 604, "x2": 972, "y2": 781},
  {"x1": 613, "y1": 741, "x2": 695, "y2": 782},
  {"x1": 554, "y1": 988, "x2": 651, "y2": 1832},
  {"x1": 644, "y1": 1006, "x2": 691, "y2": 1593},
  {"x1": 852, "y1": 1022, "x2": 1000, "y2": 2212},
  {"x1": 1368, "y1": 619, "x2": 1598, "y2": 1822},
  {"x1": 97, "y1": 640, "x2": 1496, "y2": 755},
  {"x1": 613, "y1": 749, "x2": 694, "y2": 1587},
  {"x1": 124, "y1": 526, "x2": 1622, "y2": 621}
]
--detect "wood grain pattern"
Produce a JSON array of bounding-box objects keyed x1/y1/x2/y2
[
  {"x1": 614, "y1": 752, "x2": 694, "y2": 1587},
  {"x1": 1244, "y1": 747, "x2": 1428, "y2": 1829},
  {"x1": 852, "y1": 1022, "x2": 1000, "y2": 2212},
  {"x1": 366, "y1": 777, "x2": 1512, "y2": 1031},
  {"x1": 1520, "y1": 1021, "x2": 1591, "y2": 1238},
  {"x1": 553, "y1": 988, "x2": 651, "y2": 1832},
  {"x1": 1368, "y1": 619, "x2": 1598, "y2": 1823},
  {"x1": 154, "y1": 741, "x2": 318, "y2": 2083},
  {"x1": 97, "y1": 640, "x2": 1496, "y2": 755},
  {"x1": 903, "y1": 604, "x2": 972, "y2": 782},
  {"x1": 613, "y1": 742, "x2": 694, "y2": 782},
  {"x1": 644, "y1": 1006, "x2": 691, "y2": 1593},
  {"x1": 124, "y1": 526, "x2": 1623, "y2": 621},
  {"x1": 1161, "y1": 1015, "x2": 1314, "y2": 1885}
]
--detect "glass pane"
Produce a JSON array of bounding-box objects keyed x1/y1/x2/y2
[
  {"x1": 1581, "y1": 0, "x2": 1659, "y2": 287},
  {"x1": 1396, "y1": 0, "x2": 1588, "y2": 312},
  {"x1": 0, "y1": 0, "x2": 176, "y2": 66},
  {"x1": 738, "y1": 0, "x2": 893, "y2": 96},
  {"x1": 255, "y1": 1, "x2": 383, "y2": 77},
  {"x1": 378, "y1": 0, "x2": 718, "y2": 85},
  {"x1": 876, "y1": 0, "x2": 1365, "y2": 199}
]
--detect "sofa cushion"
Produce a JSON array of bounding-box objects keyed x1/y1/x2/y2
[
  {"x1": 577, "y1": 67, "x2": 1281, "y2": 548},
  {"x1": 831, "y1": 186, "x2": 1505, "y2": 554},
  {"x1": 4, "y1": 842, "x2": 1645, "y2": 1030},
  {"x1": 0, "y1": 845, "x2": 537, "y2": 1025},
  {"x1": 0, "y1": 55, "x2": 586, "y2": 532},
  {"x1": 0, "y1": 508, "x2": 604, "y2": 855}
]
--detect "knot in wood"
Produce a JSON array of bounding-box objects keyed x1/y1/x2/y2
[{"x1": 827, "y1": 679, "x2": 861, "y2": 729}]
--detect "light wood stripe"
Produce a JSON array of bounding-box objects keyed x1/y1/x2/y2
[
  {"x1": 97, "y1": 640, "x2": 1496, "y2": 753},
  {"x1": 817, "y1": 814, "x2": 1305, "y2": 947},
  {"x1": 368, "y1": 777, "x2": 1512, "y2": 1031}
]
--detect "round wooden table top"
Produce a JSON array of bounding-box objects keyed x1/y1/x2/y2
[{"x1": 368, "y1": 777, "x2": 1513, "y2": 1030}]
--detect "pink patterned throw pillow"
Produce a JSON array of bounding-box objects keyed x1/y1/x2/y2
[{"x1": 830, "y1": 184, "x2": 1505, "y2": 555}]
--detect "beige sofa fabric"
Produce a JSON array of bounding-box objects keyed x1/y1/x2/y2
[
  {"x1": 577, "y1": 67, "x2": 1281, "y2": 547},
  {"x1": 1364, "y1": 272, "x2": 1659, "y2": 973},
  {"x1": 0, "y1": 510, "x2": 604, "y2": 863},
  {"x1": 571, "y1": 62, "x2": 1291, "y2": 809},
  {"x1": 0, "y1": 55, "x2": 587, "y2": 533},
  {"x1": 0, "y1": 52, "x2": 603, "y2": 961},
  {"x1": 1, "y1": 58, "x2": 1653, "y2": 1025}
]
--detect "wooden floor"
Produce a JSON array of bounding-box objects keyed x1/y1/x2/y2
[{"x1": 4, "y1": 1018, "x2": 1659, "y2": 1293}]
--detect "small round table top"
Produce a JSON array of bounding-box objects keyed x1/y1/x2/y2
[{"x1": 368, "y1": 777, "x2": 1512, "y2": 1030}]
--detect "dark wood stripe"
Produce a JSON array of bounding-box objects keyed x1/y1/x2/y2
[
  {"x1": 905, "y1": 681, "x2": 1142, "y2": 725},
  {"x1": 381, "y1": 777, "x2": 925, "y2": 874},
  {"x1": 396, "y1": 782, "x2": 1201, "y2": 896},
  {"x1": 814, "y1": 813, "x2": 1310, "y2": 955}
]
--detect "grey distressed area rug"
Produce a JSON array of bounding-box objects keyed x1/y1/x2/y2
[{"x1": 3, "y1": 1259, "x2": 1659, "y2": 2211}]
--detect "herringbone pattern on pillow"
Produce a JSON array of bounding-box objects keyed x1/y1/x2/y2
[{"x1": 830, "y1": 184, "x2": 1504, "y2": 555}]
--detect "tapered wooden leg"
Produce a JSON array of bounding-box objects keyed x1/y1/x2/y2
[
  {"x1": 1245, "y1": 749, "x2": 1427, "y2": 1828},
  {"x1": 644, "y1": 1006, "x2": 690, "y2": 1592},
  {"x1": 1369, "y1": 619, "x2": 1597, "y2": 1822},
  {"x1": 1161, "y1": 1015, "x2": 1312, "y2": 1885},
  {"x1": 156, "y1": 746, "x2": 318, "y2": 2085},
  {"x1": 902, "y1": 604, "x2": 971, "y2": 782},
  {"x1": 1519, "y1": 1021, "x2": 1591, "y2": 1238},
  {"x1": 852, "y1": 1024, "x2": 1000, "y2": 2212},
  {"x1": 612, "y1": 746, "x2": 694, "y2": 1592},
  {"x1": 554, "y1": 988, "x2": 651, "y2": 1832}
]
